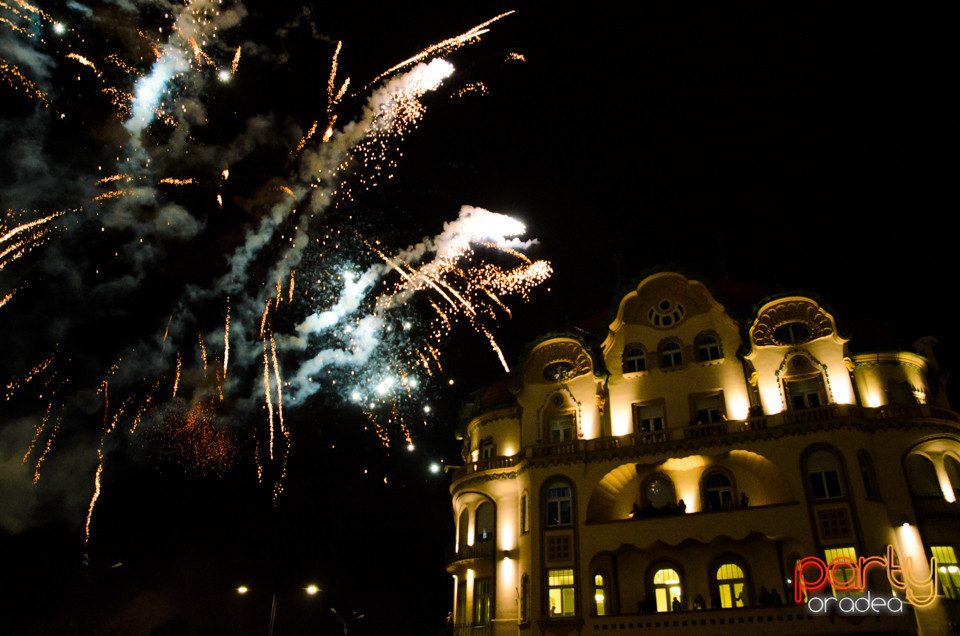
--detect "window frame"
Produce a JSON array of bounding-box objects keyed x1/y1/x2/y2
[
  {"x1": 701, "y1": 468, "x2": 736, "y2": 512},
  {"x1": 696, "y1": 332, "x2": 722, "y2": 362},
  {"x1": 622, "y1": 344, "x2": 647, "y2": 374},
  {"x1": 806, "y1": 448, "x2": 845, "y2": 501},
  {"x1": 660, "y1": 341, "x2": 683, "y2": 368},
  {"x1": 546, "y1": 482, "x2": 573, "y2": 527},
  {"x1": 650, "y1": 564, "x2": 683, "y2": 612},
  {"x1": 715, "y1": 562, "x2": 747, "y2": 608},
  {"x1": 547, "y1": 568, "x2": 576, "y2": 617},
  {"x1": 473, "y1": 577, "x2": 494, "y2": 624},
  {"x1": 633, "y1": 400, "x2": 666, "y2": 433},
  {"x1": 932, "y1": 546, "x2": 960, "y2": 600}
]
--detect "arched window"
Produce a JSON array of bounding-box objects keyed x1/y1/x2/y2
[
  {"x1": 784, "y1": 356, "x2": 827, "y2": 409},
  {"x1": 593, "y1": 572, "x2": 609, "y2": 616},
  {"x1": 457, "y1": 508, "x2": 469, "y2": 550},
  {"x1": 858, "y1": 451, "x2": 879, "y2": 499},
  {"x1": 643, "y1": 474, "x2": 676, "y2": 509},
  {"x1": 660, "y1": 342, "x2": 682, "y2": 368},
  {"x1": 548, "y1": 569, "x2": 576, "y2": 616},
  {"x1": 476, "y1": 502, "x2": 495, "y2": 542},
  {"x1": 543, "y1": 392, "x2": 576, "y2": 443},
  {"x1": 807, "y1": 449, "x2": 843, "y2": 500},
  {"x1": 702, "y1": 471, "x2": 735, "y2": 511},
  {"x1": 652, "y1": 567, "x2": 683, "y2": 612},
  {"x1": 697, "y1": 334, "x2": 722, "y2": 361},
  {"x1": 906, "y1": 454, "x2": 941, "y2": 497},
  {"x1": 623, "y1": 344, "x2": 646, "y2": 373},
  {"x1": 546, "y1": 482, "x2": 573, "y2": 527},
  {"x1": 716, "y1": 563, "x2": 746, "y2": 608}
]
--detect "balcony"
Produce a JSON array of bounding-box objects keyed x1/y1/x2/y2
[
  {"x1": 451, "y1": 403, "x2": 959, "y2": 483},
  {"x1": 446, "y1": 537, "x2": 495, "y2": 569}
]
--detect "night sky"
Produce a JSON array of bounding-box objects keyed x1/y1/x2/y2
[{"x1": 2, "y1": 3, "x2": 959, "y2": 635}]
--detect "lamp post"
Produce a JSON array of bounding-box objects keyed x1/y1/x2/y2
[
  {"x1": 236, "y1": 582, "x2": 320, "y2": 636},
  {"x1": 330, "y1": 607, "x2": 364, "y2": 636}
]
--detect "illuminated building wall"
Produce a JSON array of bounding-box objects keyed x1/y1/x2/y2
[{"x1": 447, "y1": 272, "x2": 960, "y2": 636}]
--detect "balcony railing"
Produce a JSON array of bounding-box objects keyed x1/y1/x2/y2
[
  {"x1": 451, "y1": 403, "x2": 959, "y2": 482},
  {"x1": 451, "y1": 623, "x2": 492, "y2": 636},
  {"x1": 446, "y1": 537, "x2": 495, "y2": 567}
]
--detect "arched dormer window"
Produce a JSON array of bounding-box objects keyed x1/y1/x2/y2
[
  {"x1": 660, "y1": 341, "x2": 682, "y2": 368},
  {"x1": 623, "y1": 344, "x2": 646, "y2": 373},
  {"x1": 696, "y1": 333, "x2": 722, "y2": 361},
  {"x1": 783, "y1": 354, "x2": 827, "y2": 409}
]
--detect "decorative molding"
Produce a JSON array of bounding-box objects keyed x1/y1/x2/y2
[
  {"x1": 524, "y1": 340, "x2": 594, "y2": 386},
  {"x1": 750, "y1": 298, "x2": 836, "y2": 347}
]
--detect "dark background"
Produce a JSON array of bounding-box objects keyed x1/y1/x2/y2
[{"x1": 2, "y1": 3, "x2": 959, "y2": 635}]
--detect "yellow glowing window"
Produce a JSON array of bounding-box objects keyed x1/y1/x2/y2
[
  {"x1": 548, "y1": 568, "x2": 575, "y2": 616},
  {"x1": 593, "y1": 573, "x2": 607, "y2": 616},
  {"x1": 653, "y1": 568, "x2": 682, "y2": 612},
  {"x1": 823, "y1": 546, "x2": 858, "y2": 597},
  {"x1": 932, "y1": 546, "x2": 960, "y2": 599},
  {"x1": 716, "y1": 563, "x2": 745, "y2": 608}
]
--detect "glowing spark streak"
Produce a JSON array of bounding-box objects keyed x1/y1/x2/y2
[
  {"x1": 129, "y1": 383, "x2": 158, "y2": 433},
  {"x1": 84, "y1": 460, "x2": 102, "y2": 546},
  {"x1": 328, "y1": 42, "x2": 342, "y2": 113},
  {"x1": 0, "y1": 59, "x2": 49, "y2": 105},
  {"x1": 163, "y1": 314, "x2": 172, "y2": 344},
  {"x1": 33, "y1": 411, "x2": 60, "y2": 484},
  {"x1": 173, "y1": 352, "x2": 181, "y2": 397},
  {"x1": 187, "y1": 37, "x2": 214, "y2": 67},
  {"x1": 158, "y1": 177, "x2": 194, "y2": 185},
  {"x1": 217, "y1": 194, "x2": 223, "y2": 208},
  {"x1": 22, "y1": 400, "x2": 53, "y2": 464},
  {"x1": 262, "y1": 343, "x2": 275, "y2": 460},
  {"x1": 260, "y1": 300, "x2": 270, "y2": 339},
  {"x1": 276, "y1": 185, "x2": 295, "y2": 198},
  {"x1": 369, "y1": 12, "x2": 514, "y2": 85},
  {"x1": 223, "y1": 301, "x2": 230, "y2": 376},
  {"x1": 198, "y1": 333, "x2": 207, "y2": 372},
  {"x1": 288, "y1": 271, "x2": 295, "y2": 303},
  {"x1": 66, "y1": 53, "x2": 102, "y2": 78},
  {"x1": 93, "y1": 191, "x2": 126, "y2": 202},
  {"x1": 295, "y1": 121, "x2": 318, "y2": 153},
  {"x1": 481, "y1": 326, "x2": 510, "y2": 372},
  {"x1": 270, "y1": 334, "x2": 284, "y2": 444},
  {"x1": 0, "y1": 287, "x2": 16, "y2": 309},
  {"x1": 231, "y1": 45, "x2": 241, "y2": 74},
  {"x1": 6, "y1": 349, "x2": 55, "y2": 399},
  {"x1": 0, "y1": 210, "x2": 63, "y2": 245},
  {"x1": 96, "y1": 174, "x2": 128, "y2": 185},
  {"x1": 274, "y1": 277, "x2": 282, "y2": 310}
]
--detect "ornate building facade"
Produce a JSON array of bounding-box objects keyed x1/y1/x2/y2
[{"x1": 447, "y1": 272, "x2": 960, "y2": 635}]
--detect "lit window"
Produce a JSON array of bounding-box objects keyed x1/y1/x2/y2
[
  {"x1": 823, "y1": 546, "x2": 858, "y2": 597},
  {"x1": 807, "y1": 449, "x2": 843, "y2": 500},
  {"x1": 660, "y1": 342, "x2": 682, "y2": 368},
  {"x1": 547, "y1": 484, "x2": 572, "y2": 527},
  {"x1": 697, "y1": 335, "x2": 721, "y2": 361},
  {"x1": 473, "y1": 577, "x2": 493, "y2": 624},
  {"x1": 633, "y1": 403, "x2": 664, "y2": 432},
  {"x1": 623, "y1": 344, "x2": 646, "y2": 373},
  {"x1": 593, "y1": 573, "x2": 608, "y2": 616},
  {"x1": 548, "y1": 415, "x2": 575, "y2": 443},
  {"x1": 716, "y1": 563, "x2": 746, "y2": 608},
  {"x1": 653, "y1": 567, "x2": 682, "y2": 612},
  {"x1": 932, "y1": 546, "x2": 960, "y2": 599},
  {"x1": 548, "y1": 568, "x2": 575, "y2": 616},
  {"x1": 703, "y1": 472, "x2": 734, "y2": 511}
]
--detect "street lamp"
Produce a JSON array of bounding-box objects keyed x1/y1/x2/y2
[
  {"x1": 236, "y1": 582, "x2": 320, "y2": 636},
  {"x1": 330, "y1": 607, "x2": 364, "y2": 636}
]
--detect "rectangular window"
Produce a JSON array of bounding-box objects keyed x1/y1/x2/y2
[
  {"x1": 823, "y1": 546, "x2": 859, "y2": 597},
  {"x1": 480, "y1": 439, "x2": 495, "y2": 459},
  {"x1": 693, "y1": 393, "x2": 725, "y2": 424},
  {"x1": 810, "y1": 470, "x2": 842, "y2": 500},
  {"x1": 456, "y1": 578, "x2": 467, "y2": 623},
  {"x1": 548, "y1": 415, "x2": 575, "y2": 443},
  {"x1": 548, "y1": 568, "x2": 576, "y2": 616},
  {"x1": 520, "y1": 493, "x2": 529, "y2": 534},
  {"x1": 546, "y1": 486, "x2": 572, "y2": 526},
  {"x1": 633, "y1": 403, "x2": 664, "y2": 433},
  {"x1": 932, "y1": 546, "x2": 960, "y2": 599},
  {"x1": 473, "y1": 577, "x2": 493, "y2": 624}
]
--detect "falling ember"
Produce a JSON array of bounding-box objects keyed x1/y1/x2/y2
[
  {"x1": 295, "y1": 120, "x2": 318, "y2": 154},
  {"x1": 198, "y1": 333, "x2": 207, "y2": 372},
  {"x1": 163, "y1": 314, "x2": 173, "y2": 344},
  {"x1": 262, "y1": 342, "x2": 275, "y2": 460},
  {"x1": 158, "y1": 177, "x2": 195, "y2": 186},
  {"x1": 223, "y1": 301, "x2": 230, "y2": 376},
  {"x1": 288, "y1": 270, "x2": 295, "y2": 302},
  {"x1": 173, "y1": 352, "x2": 181, "y2": 398},
  {"x1": 217, "y1": 194, "x2": 223, "y2": 208},
  {"x1": 84, "y1": 459, "x2": 103, "y2": 546},
  {"x1": 231, "y1": 45, "x2": 241, "y2": 74}
]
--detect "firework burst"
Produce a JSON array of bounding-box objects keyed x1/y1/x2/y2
[{"x1": 0, "y1": 2, "x2": 548, "y2": 542}]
